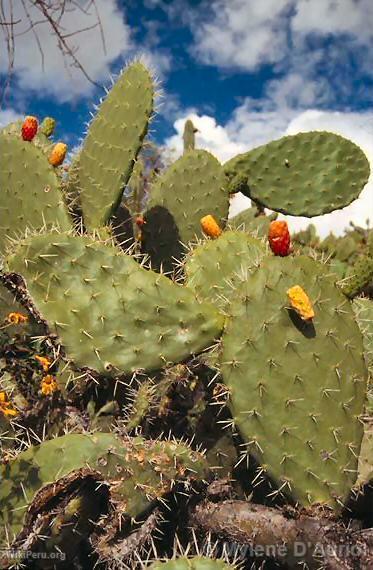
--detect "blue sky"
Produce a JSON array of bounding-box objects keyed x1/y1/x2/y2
[{"x1": 1, "y1": 0, "x2": 373, "y2": 235}]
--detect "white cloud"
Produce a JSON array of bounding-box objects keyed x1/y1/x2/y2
[
  {"x1": 191, "y1": 0, "x2": 291, "y2": 71},
  {"x1": 0, "y1": 108, "x2": 22, "y2": 127},
  {"x1": 0, "y1": 1, "x2": 132, "y2": 102}
]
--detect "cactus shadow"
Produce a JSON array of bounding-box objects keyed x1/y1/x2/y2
[
  {"x1": 287, "y1": 309, "x2": 316, "y2": 339},
  {"x1": 141, "y1": 206, "x2": 185, "y2": 274}
]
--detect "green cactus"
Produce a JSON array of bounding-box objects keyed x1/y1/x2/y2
[
  {"x1": 0, "y1": 134, "x2": 72, "y2": 253},
  {"x1": 340, "y1": 254, "x2": 373, "y2": 298},
  {"x1": 5, "y1": 233, "x2": 224, "y2": 376},
  {"x1": 183, "y1": 119, "x2": 198, "y2": 152},
  {"x1": 228, "y1": 207, "x2": 278, "y2": 238},
  {"x1": 356, "y1": 420, "x2": 373, "y2": 487},
  {"x1": 353, "y1": 298, "x2": 373, "y2": 381},
  {"x1": 224, "y1": 132, "x2": 370, "y2": 217},
  {"x1": 78, "y1": 62, "x2": 154, "y2": 229},
  {"x1": 0, "y1": 432, "x2": 209, "y2": 564},
  {"x1": 185, "y1": 230, "x2": 266, "y2": 311},
  {"x1": 221, "y1": 255, "x2": 368, "y2": 509},
  {"x1": 143, "y1": 150, "x2": 229, "y2": 271},
  {"x1": 148, "y1": 557, "x2": 236, "y2": 569}
]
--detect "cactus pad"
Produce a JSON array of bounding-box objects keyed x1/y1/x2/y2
[
  {"x1": 6, "y1": 233, "x2": 224, "y2": 376},
  {"x1": 0, "y1": 134, "x2": 71, "y2": 253},
  {"x1": 185, "y1": 230, "x2": 266, "y2": 311},
  {"x1": 221, "y1": 255, "x2": 368, "y2": 508},
  {"x1": 79, "y1": 62, "x2": 154, "y2": 229},
  {"x1": 143, "y1": 150, "x2": 229, "y2": 269},
  {"x1": 0, "y1": 432, "x2": 209, "y2": 556},
  {"x1": 148, "y1": 557, "x2": 236, "y2": 569},
  {"x1": 224, "y1": 132, "x2": 370, "y2": 217}
]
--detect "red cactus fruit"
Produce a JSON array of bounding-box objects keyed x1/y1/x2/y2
[
  {"x1": 21, "y1": 116, "x2": 38, "y2": 141},
  {"x1": 268, "y1": 220, "x2": 291, "y2": 256}
]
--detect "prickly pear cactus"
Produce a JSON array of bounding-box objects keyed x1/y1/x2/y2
[
  {"x1": 0, "y1": 134, "x2": 72, "y2": 253},
  {"x1": 79, "y1": 62, "x2": 154, "y2": 229},
  {"x1": 228, "y1": 207, "x2": 278, "y2": 238},
  {"x1": 143, "y1": 150, "x2": 229, "y2": 271},
  {"x1": 185, "y1": 230, "x2": 266, "y2": 311},
  {"x1": 0, "y1": 432, "x2": 209, "y2": 563},
  {"x1": 5, "y1": 233, "x2": 224, "y2": 376},
  {"x1": 224, "y1": 132, "x2": 370, "y2": 217},
  {"x1": 221, "y1": 255, "x2": 368, "y2": 509}
]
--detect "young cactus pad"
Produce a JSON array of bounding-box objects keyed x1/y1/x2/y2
[
  {"x1": 5, "y1": 233, "x2": 224, "y2": 376},
  {"x1": 0, "y1": 433, "x2": 209, "y2": 553},
  {"x1": 185, "y1": 230, "x2": 266, "y2": 312},
  {"x1": 224, "y1": 132, "x2": 370, "y2": 217},
  {"x1": 0, "y1": 134, "x2": 72, "y2": 253},
  {"x1": 221, "y1": 255, "x2": 368, "y2": 509},
  {"x1": 78, "y1": 61, "x2": 154, "y2": 229}
]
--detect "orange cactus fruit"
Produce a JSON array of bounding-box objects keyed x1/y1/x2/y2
[
  {"x1": 35, "y1": 355, "x2": 52, "y2": 371},
  {"x1": 21, "y1": 116, "x2": 38, "y2": 141},
  {"x1": 268, "y1": 220, "x2": 291, "y2": 256},
  {"x1": 48, "y1": 142, "x2": 68, "y2": 166},
  {"x1": 200, "y1": 215, "x2": 222, "y2": 238},
  {"x1": 6, "y1": 312, "x2": 28, "y2": 324},
  {"x1": 41, "y1": 374, "x2": 58, "y2": 396},
  {"x1": 287, "y1": 285, "x2": 315, "y2": 321}
]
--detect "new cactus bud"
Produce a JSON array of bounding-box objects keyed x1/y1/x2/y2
[
  {"x1": 41, "y1": 375, "x2": 58, "y2": 396},
  {"x1": 136, "y1": 215, "x2": 145, "y2": 227},
  {"x1": 21, "y1": 116, "x2": 38, "y2": 141},
  {"x1": 49, "y1": 142, "x2": 67, "y2": 166},
  {"x1": 268, "y1": 220, "x2": 291, "y2": 256},
  {"x1": 201, "y1": 215, "x2": 222, "y2": 238},
  {"x1": 40, "y1": 117, "x2": 56, "y2": 137},
  {"x1": 287, "y1": 285, "x2": 315, "y2": 321}
]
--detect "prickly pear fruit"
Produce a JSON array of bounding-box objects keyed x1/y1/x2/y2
[
  {"x1": 287, "y1": 285, "x2": 315, "y2": 321},
  {"x1": 21, "y1": 115, "x2": 38, "y2": 141},
  {"x1": 40, "y1": 116, "x2": 56, "y2": 137},
  {"x1": 49, "y1": 142, "x2": 67, "y2": 166},
  {"x1": 201, "y1": 215, "x2": 222, "y2": 239},
  {"x1": 268, "y1": 220, "x2": 290, "y2": 256}
]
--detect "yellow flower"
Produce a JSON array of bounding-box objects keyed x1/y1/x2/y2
[
  {"x1": 0, "y1": 392, "x2": 18, "y2": 418},
  {"x1": 287, "y1": 285, "x2": 315, "y2": 321},
  {"x1": 41, "y1": 375, "x2": 58, "y2": 396},
  {"x1": 35, "y1": 355, "x2": 52, "y2": 371},
  {"x1": 6, "y1": 312, "x2": 28, "y2": 324}
]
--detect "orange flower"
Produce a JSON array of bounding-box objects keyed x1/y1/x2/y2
[
  {"x1": 200, "y1": 215, "x2": 222, "y2": 238},
  {"x1": 41, "y1": 375, "x2": 58, "y2": 396},
  {"x1": 6, "y1": 312, "x2": 28, "y2": 324},
  {"x1": 35, "y1": 355, "x2": 52, "y2": 372},
  {"x1": 287, "y1": 285, "x2": 315, "y2": 321},
  {"x1": 0, "y1": 392, "x2": 18, "y2": 418}
]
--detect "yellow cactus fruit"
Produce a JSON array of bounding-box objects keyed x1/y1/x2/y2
[
  {"x1": 287, "y1": 285, "x2": 315, "y2": 321},
  {"x1": 6, "y1": 312, "x2": 28, "y2": 324},
  {"x1": 200, "y1": 214, "x2": 222, "y2": 238},
  {"x1": 48, "y1": 142, "x2": 67, "y2": 166},
  {"x1": 41, "y1": 375, "x2": 58, "y2": 396}
]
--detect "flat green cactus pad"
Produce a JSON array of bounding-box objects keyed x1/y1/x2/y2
[
  {"x1": 0, "y1": 433, "x2": 209, "y2": 552},
  {"x1": 0, "y1": 134, "x2": 71, "y2": 253},
  {"x1": 185, "y1": 230, "x2": 266, "y2": 311},
  {"x1": 224, "y1": 132, "x2": 370, "y2": 217},
  {"x1": 6, "y1": 233, "x2": 224, "y2": 376},
  {"x1": 143, "y1": 150, "x2": 229, "y2": 270},
  {"x1": 221, "y1": 255, "x2": 368, "y2": 509},
  {"x1": 79, "y1": 62, "x2": 154, "y2": 229},
  {"x1": 228, "y1": 207, "x2": 277, "y2": 238}
]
